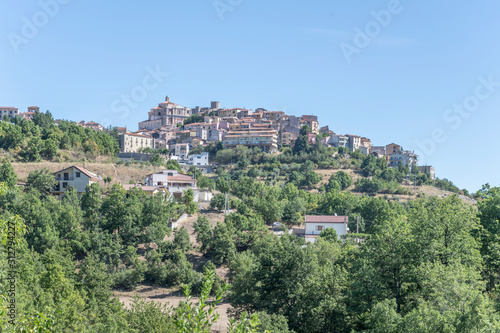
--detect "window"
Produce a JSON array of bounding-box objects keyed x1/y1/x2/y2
[
  {"x1": 64, "y1": 173, "x2": 69, "y2": 180},
  {"x1": 76, "y1": 172, "x2": 81, "y2": 178},
  {"x1": 316, "y1": 226, "x2": 323, "y2": 231},
  {"x1": 62, "y1": 182, "x2": 68, "y2": 189}
]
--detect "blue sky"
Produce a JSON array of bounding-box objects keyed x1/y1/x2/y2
[{"x1": 1, "y1": 0, "x2": 499, "y2": 192}]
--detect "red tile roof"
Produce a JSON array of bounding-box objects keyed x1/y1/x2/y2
[
  {"x1": 305, "y1": 215, "x2": 348, "y2": 223},
  {"x1": 54, "y1": 166, "x2": 100, "y2": 182}
]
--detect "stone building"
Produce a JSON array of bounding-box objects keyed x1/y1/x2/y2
[{"x1": 138, "y1": 96, "x2": 191, "y2": 130}]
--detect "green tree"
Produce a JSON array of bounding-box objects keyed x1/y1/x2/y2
[
  {"x1": 22, "y1": 136, "x2": 43, "y2": 162},
  {"x1": 0, "y1": 160, "x2": 17, "y2": 188},
  {"x1": 174, "y1": 227, "x2": 192, "y2": 253},
  {"x1": 216, "y1": 177, "x2": 230, "y2": 194},
  {"x1": 210, "y1": 193, "x2": 226, "y2": 212},
  {"x1": 194, "y1": 216, "x2": 213, "y2": 253},
  {"x1": 319, "y1": 227, "x2": 339, "y2": 242},
  {"x1": 166, "y1": 159, "x2": 183, "y2": 172},
  {"x1": 26, "y1": 168, "x2": 57, "y2": 197},
  {"x1": 43, "y1": 138, "x2": 58, "y2": 160},
  {"x1": 209, "y1": 222, "x2": 236, "y2": 264}
]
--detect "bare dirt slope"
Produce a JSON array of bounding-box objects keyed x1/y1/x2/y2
[{"x1": 115, "y1": 286, "x2": 232, "y2": 332}]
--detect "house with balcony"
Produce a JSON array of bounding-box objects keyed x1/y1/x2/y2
[
  {"x1": 346, "y1": 134, "x2": 361, "y2": 152},
  {"x1": 52, "y1": 166, "x2": 101, "y2": 197},
  {"x1": 389, "y1": 150, "x2": 418, "y2": 170},
  {"x1": 144, "y1": 169, "x2": 198, "y2": 201},
  {"x1": 328, "y1": 134, "x2": 348, "y2": 148},
  {"x1": 0, "y1": 107, "x2": 19, "y2": 119}
]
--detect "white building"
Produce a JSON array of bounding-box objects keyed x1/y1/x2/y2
[
  {"x1": 0, "y1": 107, "x2": 19, "y2": 119},
  {"x1": 119, "y1": 133, "x2": 155, "y2": 153},
  {"x1": 389, "y1": 151, "x2": 418, "y2": 170},
  {"x1": 188, "y1": 152, "x2": 209, "y2": 166},
  {"x1": 52, "y1": 166, "x2": 100, "y2": 197},
  {"x1": 145, "y1": 169, "x2": 198, "y2": 201},
  {"x1": 359, "y1": 146, "x2": 370, "y2": 155},
  {"x1": 304, "y1": 215, "x2": 349, "y2": 243},
  {"x1": 346, "y1": 135, "x2": 361, "y2": 152},
  {"x1": 327, "y1": 134, "x2": 348, "y2": 148},
  {"x1": 173, "y1": 143, "x2": 190, "y2": 159}
]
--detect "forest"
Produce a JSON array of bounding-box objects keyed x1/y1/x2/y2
[
  {"x1": 1, "y1": 151, "x2": 500, "y2": 332},
  {"x1": 0, "y1": 120, "x2": 497, "y2": 332}
]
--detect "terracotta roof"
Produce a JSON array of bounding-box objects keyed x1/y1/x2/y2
[
  {"x1": 54, "y1": 166, "x2": 100, "y2": 182},
  {"x1": 124, "y1": 133, "x2": 153, "y2": 138},
  {"x1": 305, "y1": 215, "x2": 348, "y2": 223},
  {"x1": 123, "y1": 184, "x2": 164, "y2": 192},
  {"x1": 168, "y1": 175, "x2": 198, "y2": 183}
]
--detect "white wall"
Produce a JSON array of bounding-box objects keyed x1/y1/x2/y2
[{"x1": 304, "y1": 222, "x2": 347, "y2": 238}]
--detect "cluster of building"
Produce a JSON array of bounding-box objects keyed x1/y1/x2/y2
[
  {"x1": 3, "y1": 98, "x2": 433, "y2": 175},
  {"x1": 112, "y1": 95, "x2": 431, "y2": 175},
  {"x1": 116, "y1": 96, "x2": 320, "y2": 160}
]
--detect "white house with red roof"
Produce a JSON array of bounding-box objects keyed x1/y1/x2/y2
[
  {"x1": 304, "y1": 215, "x2": 349, "y2": 242},
  {"x1": 52, "y1": 166, "x2": 101, "y2": 197}
]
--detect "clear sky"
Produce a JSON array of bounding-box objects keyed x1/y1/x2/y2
[{"x1": 1, "y1": 0, "x2": 499, "y2": 192}]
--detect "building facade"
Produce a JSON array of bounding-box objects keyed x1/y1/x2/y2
[
  {"x1": 389, "y1": 151, "x2": 418, "y2": 169},
  {"x1": 52, "y1": 166, "x2": 100, "y2": 196},
  {"x1": 224, "y1": 128, "x2": 278, "y2": 152},
  {"x1": 328, "y1": 134, "x2": 348, "y2": 148},
  {"x1": 145, "y1": 169, "x2": 198, "y2": 200},
  {"x1": 119, "y1": 133, "x2": 155, "y2": 153},
  {"x1": 188, "y1": 152, "x2": 210, "y2": 166},
  {"x1": 304, "y1": 215, "x2": 349, "y2": 242},
  {"x1": 173, "y1": 143, "x2": 190, "y2": 159},
  {"x1": 0, "y1": 107, "x2": 19, "y2": 119},
  {"x1": 280, "y1": 132, "x2": 298, "y2": 145},
  {"x1": 139, "y1": 96, "x2": 191, "y2": 130},
  {"x1": 346, "y1": 135, "x2": 361, "y2": 152}
]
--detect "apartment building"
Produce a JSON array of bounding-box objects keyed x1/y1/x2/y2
[
  {"x1": 262, "y1": 111, "x2": 285, "y2": 122},
  {"x1": 280, "y1": 132, "x2": 298, "y2": 145},
  {"x1": 224, "y1": 127, "x2": 278, "y2": 152},
  {"x1": 386, "y1": 143, "x2": 402, "y2": 155},
  {"x1": 119, "y1": 133, "x2": 155, "y2": 153},
  {"x1": 0, "y1": 107, "x2": 19, "y2": 119},
  {"x1": 328, "y1": 134, "x2": 348, "y2": 148},
  {"x1": 188, "y1": 152, "x2": 209, "y2": 166},
  {"x1": 389, "y1": 150, "x2": 418, "y2": 169},
  {"x1": 346, "y1": 134, "x2": 361, "y2": 152}
]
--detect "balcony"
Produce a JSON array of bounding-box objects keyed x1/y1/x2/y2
[{"x1": 56, "y1": 177, "x2": 74, "y2": 181}]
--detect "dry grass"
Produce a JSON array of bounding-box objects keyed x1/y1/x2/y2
[{"x1": 11, "y1": 161, "x2": 164, "y2": 187}]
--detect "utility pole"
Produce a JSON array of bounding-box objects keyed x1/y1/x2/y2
[
  {"x1": 224, "y1": 192, "x2": 228, "y2": 215},
  {"x1": 356, "y1": 216, "x2": 359, "y2": 234},
  {"x1": 414, "y1": 174, "x2": 416, "y2": 193}
]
